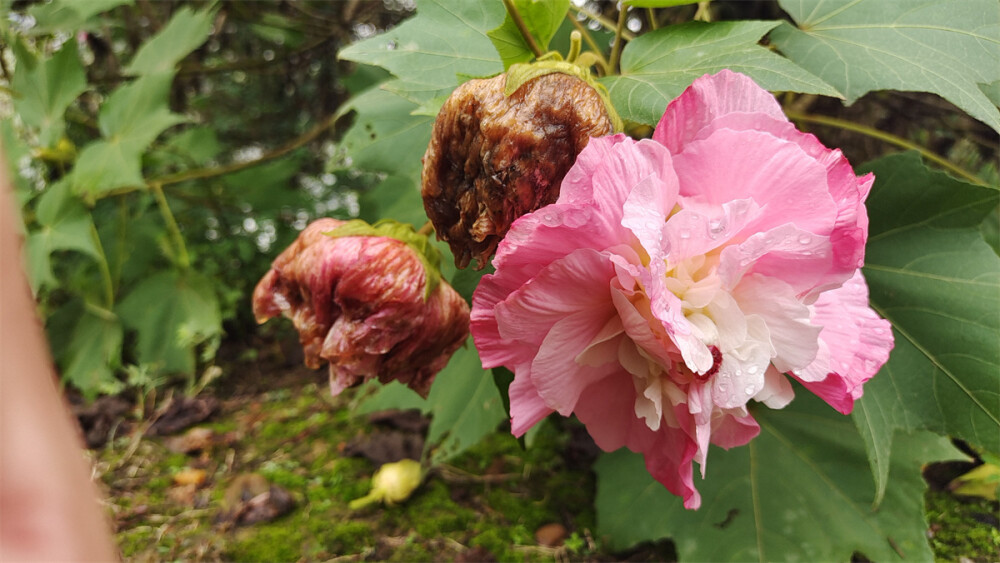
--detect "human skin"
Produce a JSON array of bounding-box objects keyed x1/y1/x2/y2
[{"x1": 0, "y1": 158, "x2": 118, "y2": 561}]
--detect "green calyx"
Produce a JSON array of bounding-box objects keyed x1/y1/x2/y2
[
  {"x1": 505, "y1": 60, "x2": 624, "y2": 133},
  {"x1": 326, "y1": 219, "x2": 443, "y2": 301}
]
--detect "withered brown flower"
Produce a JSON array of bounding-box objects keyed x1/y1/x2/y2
[
  {"x1": 421, "y1": 71, "x2": 615, "y2": 269},
  {"x1": 252, "y1": 218, "x2": 469, "y2": 398}
]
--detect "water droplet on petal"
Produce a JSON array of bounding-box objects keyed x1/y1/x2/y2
[
  {"x1": 797, "y1": 234, "x2": 811, "y2": 244},
  {"x1": 542, "y1": 213, "x2": 558, "y2": 226},
  {"x1": 803, "y1": 250, "x2": 813, "y2": 256},
  {"x1": 747, "y1": 364, "x2": 759, "y2": 375},
  {"x1": 679, "y1": 229, "x2": 691, "y2": 239},
  {"x1": 744, "y1": 385, "x2": 755, "y2": 395},
  {"x1": 735, "y1": 369, "x2": 743, "y2": 376},
  {"x1": 874, "y1": 327, "x2": 885, "y2": 335}
]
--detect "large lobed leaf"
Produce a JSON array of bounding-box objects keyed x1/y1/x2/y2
[
  {"x1": 601, "y1": 20, "x2": 841, "y2": 126},
  {"x1": 338, "y1": 0, "x2": 504, "y2": 99},
  {"x1": 71, "y1": 74, "x2": 185, "y2": 198},
  {"x1": 356, "y1": 338, "x2": 506, "y2": 465},
  {"x1": 11, "y1": 40, "x2": 87, "y2": 147},
  {"x1": 24, "y1": 180, "x2": 101, "y2": 291},
  {"x1": 488, "y1": 0, "x2": 569, "y2": 69},
  {"x1": 770, "y1": 0, "x2": 1000, "y2": 132},
  {"x1": 855, "y1": 152, "x2": 1000, "y2": 505},
  {"x1": 124, "y1": 6, "x2": 216, "y2": 76},
  {"x1": 116, "y1": 270, "x2": 222, "y2": 376},
  {"x1": 595, "y1": 390, "x2": 963, "y2": 561}
]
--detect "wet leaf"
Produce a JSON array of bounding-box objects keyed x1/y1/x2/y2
[
  {"x1": 338, "y1": 0, "x2": 504, "y2": 100},
  {"x1": 601, "y1": 21, "x2": 841, "y2": 125},
  {"x1": 855, "y1": 152, "x2": 1000, "y2": 506},
  {"x1": 595, "y1": 391, "x2": 962, "y2": 561},
  {"x1": 770, "y1": 0, "x2": 1000, "y2": 132}
]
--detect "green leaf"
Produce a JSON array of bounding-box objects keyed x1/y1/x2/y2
[
  {"x1": 982, "y1": 79, "x2": 1000, "y2": 108},
  {"x1": 11, "y1": 40, "x2": 87, "y2": 147},
  {"x1": 117, "y1": 270, "x2": 222, "y2": 375},
  {"x1": 853, "y1": 152, "x2": 1000, "y2": 506},
  {"x1": 72, "y1": 74, "x2": 185, "y2": 198},
  {"x1": 595, "y1": 390, "x2": 963, "y2": 561},
  {"x1": 124, "y1": 6, "x2": 215, "y2": 76},
  {"x1": 338, "y1": 0, "x2": 504, "y2": 97},
  {"x1": 601, "y1": 21, "x2": 842, "y2": 125},
  {"x1": 358, "y1": 174, "x2": 427, "y2": 228},
  {"x1": 27, "y1": 0, "x2": 132, "y2": 34},
  {"x1": 487, "y1": 0, "x2": 570, "y2": 69},
  {"x1": 159, "y1": 126, "x2": 223, "y2": 167},
  {"x1": 25, "y1": 180, "x2": 101, "y2": 291},
  {"x1": 70, "y1": 139, "x2": 145, "y2": 198},
  {"x1": 337, "y1": 85, "x2": 434, "y2": 182},
  {"x1": 61, "y1": 308, "x2": 124, "y2": 400},
  {"x1": 770, "y1": 0, "x2": 1000, "y2": 132},
  {"x1": 99, "y1": 73, "x2": 186, "y2": 148},
  {"x1": 425, "y1": 340, "x2": 506, "y2": 463}
]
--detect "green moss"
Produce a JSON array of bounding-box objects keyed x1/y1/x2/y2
[
  {"x1": 926, "y1": 490, "x2": 1000, "y2": 561},
  {"x1": 315, "y1": 520, "x2": 374, "y2": 555},
  {"x1": 226, "y1": 523, "x2": 306, "y2": 562}
]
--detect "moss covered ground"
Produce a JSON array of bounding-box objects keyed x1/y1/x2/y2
[{"x1": 94, "y1": 367, "x2": 998, "y2": 562}]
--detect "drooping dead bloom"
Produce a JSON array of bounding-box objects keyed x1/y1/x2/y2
[
  {"x1": 252, "y1": 218, "x2": 469, "y2": 398},
  {"x1": 422, "y1": 70, "x2": 616, "y2": 269}
]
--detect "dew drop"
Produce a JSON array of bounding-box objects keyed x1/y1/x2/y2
[
  {"x1": 803, "y1": 250, "x2": 813, "y2": 256},
  {"x1": 542, "y1": 213, "x2": 559, "y2": 226},
  {"x1": 747, "y1": 364, "x2": 759, "y2": 375},
  {"x1": 744, "y1": 385, "x2": 755, "y2": 395},
  {"x1": 734, "y1": 369, "x2": 743, "y2": 376},
  {"x1": 874, "y1": 327, "x2": 885, "y2": 335},
  {"x1": 679, "y1": 228, "x2": 691, "y2": 239},
  {"x1": 707, "y1": 218, "x2": 726, "y2": 239},
  {"x1": 797, "y1": 234, "x2": 811, "y2": 244}
]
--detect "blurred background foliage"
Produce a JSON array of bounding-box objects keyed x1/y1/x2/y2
[{"x1": 1, "y1": 0, "x2": 417, "y2": 398}]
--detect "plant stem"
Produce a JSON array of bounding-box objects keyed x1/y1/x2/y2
[
  {"x1": 89, "y1": 223, "x2": 115, "y2": 309},
  {"x1": 502, "y1": 0, "x2": 544, "y2": 59},
  {"x1": 101, "y1": 113, "x2": 339, "y2": 199},
  {"x1": 417, "y1": 220, "x2": 434, "y2": 236},
  {"x1": 609, "y1": 5, "x2": 629, "y2": 74},
  {"x1": 567, "y1": 15, "x2": 611, "y2": 75},
  {"x1": 150, "y1": 182, "x2": 190, "y2": 269},
  {"x1": 646, "y1": 7, "x2": 658, "y2": 30},
  {"x1": 569, "y1": 5, "x2": 635, "y2": 41},
  {"x1": 785, "y1": 110, "x2": 994, "y2": 188}
]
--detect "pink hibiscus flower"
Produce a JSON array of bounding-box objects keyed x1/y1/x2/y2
[{"x1": 470, "y1": 70, "x2": 893, "y2": 509}]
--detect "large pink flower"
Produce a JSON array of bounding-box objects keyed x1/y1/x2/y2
[{"x1": 470, "y1": 70, "x2": 893, "y2": 509}]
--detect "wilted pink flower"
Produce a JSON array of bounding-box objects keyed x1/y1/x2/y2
[
  {"x1": 253, "y1": 218, "x2": 470, "y2": 398},
  {"x1": 471, "y1": 70, "x2": 893, "y2": 509}
]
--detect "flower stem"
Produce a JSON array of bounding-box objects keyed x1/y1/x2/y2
[
  {"x1": 567, "y1": 15, "x2": 611, "y2": 75},
  {"x1": 150, "y1": 182, "x2": 190, "y2": 269},
  {"x1": 609, "y1": 6, "x2": 629, "y2": 73},
  {"x1": 502, "y1": 0, "x2": 544, "y2": 59},
  {"x1": 784, "y1": 110, "x2": 995, "y2": 189},
  {"x1": 417, "y1": 220, "x2": 434, "y2": 237},
  {"x1": 646, "y1": 7, "x2": 658, "y2": 30}
]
